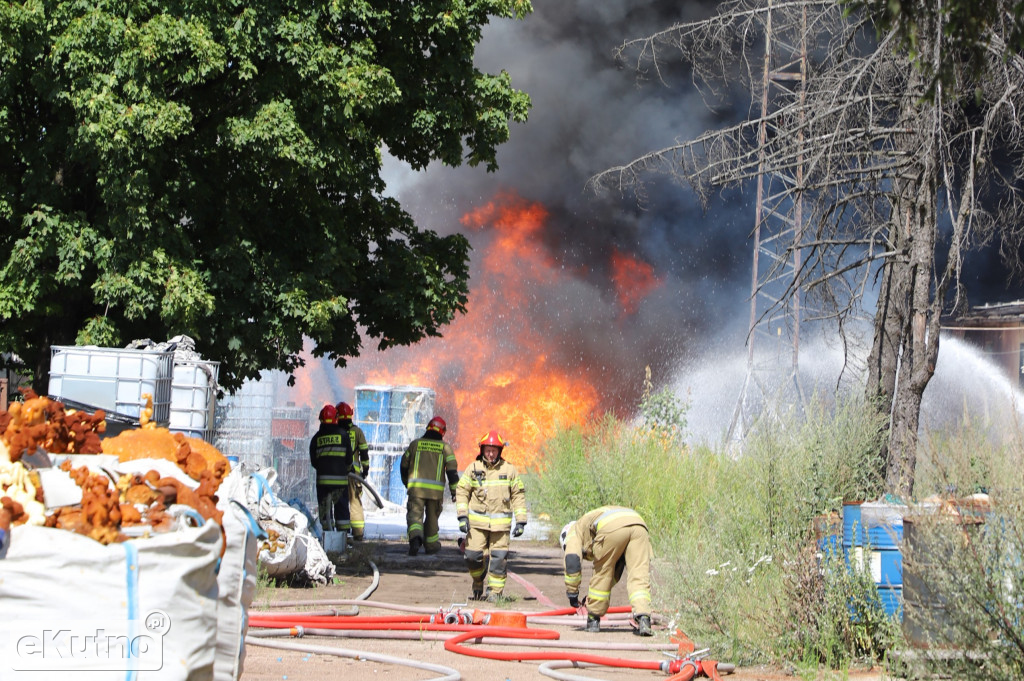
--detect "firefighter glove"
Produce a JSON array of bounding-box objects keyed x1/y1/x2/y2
[
  {"x1": 567, "y1": 592, "x2": 580, "y2": 609},
  {"x1": 458, "y1": 516, "x2": 469, "y2": 534},
  {"x1": 450, "y1": 489, "x2": 456, "y2": 502},
  {"x1": 512, "y1": 522, "x2": 526, "y2": 537}
]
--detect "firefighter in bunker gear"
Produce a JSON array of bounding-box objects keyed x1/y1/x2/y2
[
  {"x1": 336, "y1": 402, "x2": 369, "y2": 541},
  {"x1": 561, "y1": 506, "x2": 654, "y2": 636},
  {"x1": 455, "y1": 430, "x2": 527, "y2": 601},
  {"x1": 310, "y1": 404, "x2": 353, "y2": 534},
  {"x1": 401, "y1": 416, "x2": 459, "y2": 556}
]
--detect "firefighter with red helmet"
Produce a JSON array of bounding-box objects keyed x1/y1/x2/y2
[
  {"x1": 454, "y1": 430, "x2": 527, "y2": 601},
  {"x1": 309, "y1": 404, "x2": 353, "y2": 535},
  {"x1": 335, "y1": 401, "x2": 370, "y2": 541},
  {"x1": 400, "y1": 416, "x2": 459, "y2": 556},
  {"x1": 560, "y1": 506, "x2": 654, "y2": 636}
]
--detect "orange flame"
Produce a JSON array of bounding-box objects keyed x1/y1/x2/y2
[
  {"x1": 358, "y1": 192, "x2": 601, "y2": 468},
  {"x1": 610, "y1": 248, "x2": 663, "y2": 316},
  {"x1": 291, "y1": 192, "x2": 667, "y2": 470}
]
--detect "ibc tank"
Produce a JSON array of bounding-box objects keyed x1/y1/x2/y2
[
  {"x1": 49, "y1": 345, "x2": 173, "y2": 424},
  {"x1": 355, "y1": 385, "x2": 435, "y2": 506},
  {"x1": 169, "y1": 360, "x2": 220, "y2": 442}
]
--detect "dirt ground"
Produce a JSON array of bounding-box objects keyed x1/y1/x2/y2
[{"x1": 239, "y1": 539, "x2": 890, "y2": 681}]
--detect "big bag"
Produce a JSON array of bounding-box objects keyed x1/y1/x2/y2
[
  {"x1": 213, "y1": 501, "x2": 262, "y2": 681},
  {"x1": 0, "y1": 521, "x2": 222, "y2": 681}
]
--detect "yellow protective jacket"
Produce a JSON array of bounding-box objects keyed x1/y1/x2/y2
[
  {"x1": 401, "y1": 434, "x2": 459, "y2": 500},
  {"x1": 455, "y1": 456, "x2": 527, "y2": 531},
  {"x1": 563, "y1": 506, "x2": 647, "y2": 596}
]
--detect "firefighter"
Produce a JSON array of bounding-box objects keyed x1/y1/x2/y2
[
  {"x1": 455, "y1": 430, "x2": 527, "y2": 601},
  {"x1": 400, "y1": 415, "x2": 459, "y2": 556},
  {"x1": 309, "y1": 404, "x2": 353, "y2": 535},
  {"x1": 559, "y1": 506, "x2": 654, "y2": 636},
  {"x1": 336, "y1": 401, "x2": 370, "y2": 541}
]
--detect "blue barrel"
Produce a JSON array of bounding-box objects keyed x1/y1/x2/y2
[
  {"x1": 387, "y1": 454, "x2": 408, "y2": 506},
  {"x1": 355, "y1": 386, "x2": 392, "y2": 443}
]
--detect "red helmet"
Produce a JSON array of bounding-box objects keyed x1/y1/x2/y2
[
  {"x1": 319, "y1": 404, "x2": 338, "y2": 424},
  {"x1": 335, "y1": 402, "x2": 354, "y2": 420},
  {"x1": 478, "y1": 430, "x2": 506, "y2": 450},
  {"x1": 427, "y1": 416, "x2": 447, "y2": 436}
]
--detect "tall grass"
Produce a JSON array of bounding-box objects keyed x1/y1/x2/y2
[
  {"x1": 896, "y1": 413, "x2": 1024, "y2": 680},
  {"x1": 529, "y1": 392, "x2": 892, "y2": 666}
]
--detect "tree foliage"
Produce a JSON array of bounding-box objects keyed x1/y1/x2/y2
[
  {"x1": 846, "y1": 0, "x2": 1024, "y2": 98},
  {"x1": 591, "y1": 0, "x2": 1024, "y2": 496},
  {"x1": 0, "y1": 0, "x2": 531, "y2": 389}
]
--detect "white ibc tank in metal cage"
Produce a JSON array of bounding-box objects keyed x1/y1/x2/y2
[
  {"x1": 169, "y1": 360, "x2": 220, "y2": 442},
  {"x1": 48, "y1": 345, "x2": 173, "y2": 424}
]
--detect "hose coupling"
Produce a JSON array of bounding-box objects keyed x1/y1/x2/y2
[{"x1": 290, "y1": 625, "x2": 305, "y2": 638}]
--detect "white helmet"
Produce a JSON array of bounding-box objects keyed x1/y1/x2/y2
[{"x1": 559, "y1": 522, "x2": 575, "y2": 551}]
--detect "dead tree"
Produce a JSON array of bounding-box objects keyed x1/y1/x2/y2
[{"x1": 591, "y1": 0, "x2": 1024, "y2": 497}]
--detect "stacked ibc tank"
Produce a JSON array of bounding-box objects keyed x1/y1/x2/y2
[
  {"x1": 354, "y1": 385, "x2": 435, "y2": 507},
  {"x1": 48, "y1": 337, "x2": 220, "y2": 441},
  {"x1": 213, "y1": 371, "x2": 276, "y2": 467}
]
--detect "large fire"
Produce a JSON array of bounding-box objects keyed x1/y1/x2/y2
[{"x1": 298, "y1": 191, "x2": 664, "y2": 470}]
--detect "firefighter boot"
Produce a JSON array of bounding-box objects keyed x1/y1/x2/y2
[
  {"x1": 408, "y1": 537, "x2": 423, "y2": 556},
  {"x1": 633, "y1": 615, "x2": 653, "y2": 637},
  {"x1": 585, "y1": 614, "x2": 601, "y2": 633}
]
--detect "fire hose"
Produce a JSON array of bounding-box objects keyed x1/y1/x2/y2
[
  {"x1": 248, "y1": 542, "x2": 734, "y2": 678},
  {"x1": 348, "y1": 472, "x2": 384, "y2": 509},
  {"x1": 249, "y1": 606, "x2": 733, "y2": 678}
]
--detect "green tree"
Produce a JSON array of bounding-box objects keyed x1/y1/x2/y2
[{"x1": 0, "y1": 0, "x2": 531, "y2": 390}]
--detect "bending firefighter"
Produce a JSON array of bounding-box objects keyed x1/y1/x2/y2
[
  {"x1": 560, "y1": 505, "x2": 654, "y2": 636},
  {"x1": 455, "y1": 431, "x2": 527, "y2": 601},
  {"x1": 309, "y1": 404, "x2": 354, "y2": 535},
  {"x1": 401, "y1": 416, "x2": 459, "y2": 556},
  {"x1": 336, "y1": 402, "x2": 370, "y2": 541}
]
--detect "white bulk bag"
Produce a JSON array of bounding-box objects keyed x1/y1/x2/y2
[
  {"x1": 0, "y1": 521, "x2": 222, "y2": 681},
  {"x1": 213, "y1": 501, "x2": 262, "y2": 681}
]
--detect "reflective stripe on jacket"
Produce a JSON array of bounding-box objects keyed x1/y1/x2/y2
[
  {"x1": 402, "y1": 436, "x2": 458, "y2": 500},
  {"x1": 454, "y1": 457, "x2": 526, "y2": 531},
  {"x1": 309, "y1": 424, "x2": 353, "y2": 485}
]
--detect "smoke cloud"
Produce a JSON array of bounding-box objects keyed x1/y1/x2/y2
[
  {"x1": 372, "y1": 0, "x2": 755, "y2": 397},
  {"x1": 292, "y1": 0, "x2": 1022, "y2": 448}
]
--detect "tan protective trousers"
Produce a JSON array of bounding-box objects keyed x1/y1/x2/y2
[
  {"x1": 406, "y1": 496, "x2": 443, "y2": 553},
  {"x1": 586, "y1": 524, "x2": 653, "y2": 618},
  {"x1": 348, "y1": 482, "x2": 364, "y2": 539},
  {"x1": 464, "y1": 528, "x2": 510, "y2": 595}
]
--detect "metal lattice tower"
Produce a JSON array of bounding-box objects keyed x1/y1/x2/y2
[{"x1": 727, "y1": 0, "x2": 810, "y2": 444}]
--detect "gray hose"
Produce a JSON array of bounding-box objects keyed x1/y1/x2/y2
[
  {"x1": 253, "y1": 561, "x2": 379, "y2": 617},
  {"x1": 246, "y1": 637, "x2": 460, "y2": 681},
  {"x1": 538, "y1": 660, "x2": 609, "y2": 681},
  {"x1": 348, "y1": 472, "x2": 384, "y2": 509},
  {"x1": 255, "y1": 597, "x2": 436, "y2": 615}
]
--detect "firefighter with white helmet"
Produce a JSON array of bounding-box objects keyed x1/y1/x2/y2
[
  {"x1": 309, "y1": 404, "x2": 353, "y2": 535},
  {"x1": 455, "y1": 430, "x2": 527, "y2": 601},
  {"x1": 560, "y1": 506, "x2": 654, "y2": 636},
  {"x1": 335, "y1": 401, "x2": 370, "y2": 541},
  {"x1": 401, "y1": 415, "x2": 459, "y2": 556}
]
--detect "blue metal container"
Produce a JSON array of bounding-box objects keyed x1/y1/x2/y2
[
  {"x1": 843, "y1": 502, "x2": 864, "y2": 546},
  {"x1": 844, "y1": 501, "x2": 905, "y2": 618},
  {"x1": 878, "y1": 586, "x2": 903, "y2": 618}
]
